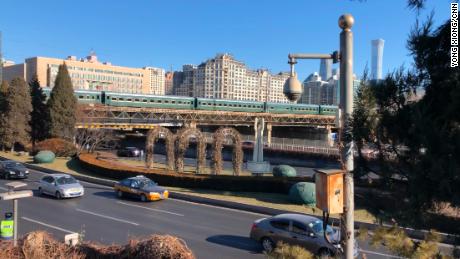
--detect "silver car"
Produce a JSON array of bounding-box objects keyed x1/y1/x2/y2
[
  {"x1": 249, "y1": 213, "x2": 359, "y2": 258},
  {"x1": 38, "y1": 174, "x2": 84, "y2": 199}
]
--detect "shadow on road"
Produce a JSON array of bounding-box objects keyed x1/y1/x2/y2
[
  {"x1": 92, "y1": 191, "x2": 119, "y2": 200},
  {"x1": 206, "y1": 235, "x2": 262, "y2": 253}
]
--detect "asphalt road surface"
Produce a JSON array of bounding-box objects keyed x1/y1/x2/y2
[{"x1": 0, "y1": 170, "x2": 448, "y2": 259}]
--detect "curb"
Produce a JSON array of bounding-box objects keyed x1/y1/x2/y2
[{"x1": 1, "y1": 156, "x2": 458, "y2": 245}]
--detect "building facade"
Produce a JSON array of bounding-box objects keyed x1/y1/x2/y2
[
  {"x1": 174, "y1": 54, "x2": 290, "y2": 102},
  {"x1": 164, "y1": 71, "x2": 174, "y2": 95},
  {"x1": 3, "y1": 52, "x2": 165, "y2": 95}
]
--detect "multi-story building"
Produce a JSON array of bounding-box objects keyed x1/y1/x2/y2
[
  {"x1": 174, "y1": 64, "x2": 196, "y2": 97},
  {"x1": 174, "y1": 54, "x2": 290, "y2": 102},
  {"x1": 164, "y1": 71, "x2": 174, "y2": 95},
  {"x1": 3, "y1": 52, "x2": 165, "y2": 95},
  {"x1": 145, "y1": 67, "x2": 165, "y2": 95}
]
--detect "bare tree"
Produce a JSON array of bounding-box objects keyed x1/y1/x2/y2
[{"x1": 75, "y1": 129, "x2": 116, "y2": 155}]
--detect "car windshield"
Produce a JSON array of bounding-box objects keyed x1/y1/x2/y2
[
  {"x1": 139, "y1": 179, "x2": 157, "y2": 188},
  {"x1": 56, "y1": 176, "x2": 77, "y2": 185},
  {"x1": 310, "y1": 220, "x2": 334, "y2": 235},
  {"x1": 4, "y1": 162, "x2": 25, "y2": 169}
]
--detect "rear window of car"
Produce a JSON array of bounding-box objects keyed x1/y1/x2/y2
[
  {"x1": 56, "y1": 176, "x2": 77, "y2": 185},
  {"x1": 269, "y1": 219, "x2": 290, "y2": 231},
  {"x1": 120, "y1": 179, "x2": 131, "y2": 186}
]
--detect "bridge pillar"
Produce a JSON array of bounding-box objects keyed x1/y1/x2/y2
[
  {"x1": 266, "y1": 123, "x2": 272, "y2": 145},
  {"x1": 247, "y1": 118, "x2": 271, "y2": 175}
]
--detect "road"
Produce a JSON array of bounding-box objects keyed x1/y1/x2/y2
[{"x1": 0, "y1": 170, "x2": 429, "y2": 259}]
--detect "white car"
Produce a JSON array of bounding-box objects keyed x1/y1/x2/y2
[{"x1": 38, "y1": 174, "x2": 84, "y2": 199}]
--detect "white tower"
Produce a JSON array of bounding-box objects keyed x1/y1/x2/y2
[
  {"x1": 319, "y1": 59, "x2": 332, "y2": 81},
  {"x1": 371, "y1": 39, "x2": 384, "y2": 80}
]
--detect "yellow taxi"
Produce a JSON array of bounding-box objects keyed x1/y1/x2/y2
[{"x1": 114, "y1": 175, "x2": 169, "y2": 202}]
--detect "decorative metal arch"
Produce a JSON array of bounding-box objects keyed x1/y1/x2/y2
[
  {"x1": 145, "y1": 127, "x2": 175, "y2": 170},
  {"x1": 176, "y1": 127, "x2": 206, "y2": 174},
  {"x1": 212, "y1": 127, "x2": 243, "y2": 176}
]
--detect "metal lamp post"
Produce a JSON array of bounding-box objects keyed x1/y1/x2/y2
[
  {"x1": 283, "y1": 14, "x2": 355, "y2": 258},
  {"x1": 0, "y1": 181, "x2": 33, "y2": 246}
]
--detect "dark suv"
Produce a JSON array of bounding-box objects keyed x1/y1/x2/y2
[
  {"x1": 0, "y1": 161, "x2": 30, "y2": 179},
  {"x1": 117, "y1": 147, "x2": 141, "y2": 157}
]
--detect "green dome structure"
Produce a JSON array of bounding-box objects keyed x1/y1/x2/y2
[
  {"x1": 34, "y1": 151, "x2": 55, "y2": 164},
  {"x1": 272, "y1": 165, "x2": 297, "y2": 177},
  {"x1": 289, "y1": 182, "x2": 316, "y2": 206}
]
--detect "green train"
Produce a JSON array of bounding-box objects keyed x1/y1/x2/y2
[{"x1": 42, "y1": 88, "x2": 338, "y2": 116}]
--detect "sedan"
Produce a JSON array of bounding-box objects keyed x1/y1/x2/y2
[
  {"x1": 114, "y1": 175, "x2": 168, "y2": 202},
  {"x1": 249, "y1": 213, "x2": 359, "y2": 258},
  {"x1": 0, "y1": 161, "x2": 29, "y2": 179},
  {"x1": 117, "y1": 147, "x2": 141, "y2": 157},
  {"x1": 38, "y1": 174, "x2": 84, "y2": 199}
]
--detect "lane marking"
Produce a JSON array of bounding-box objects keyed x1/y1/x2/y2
[
  {"x1": 360, "y1": 249, "x2": 404, "y2": 258},
  {"x1": 22, "y1": 217, "x2": 75, "y2": 234},
  {"x1": 117, "y1": 201, "x2": 184, "y2": 217},
  {"x1": 170, "y1": 198, "x2": 268, "y2": 217},
  {"x1": 76, "y1": 208, "x2": 139, "y2": 226}
]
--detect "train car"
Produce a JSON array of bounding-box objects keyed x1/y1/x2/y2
[
  {"x1": 103, "y1": 92, "x2": 195, "y2": 110},
  {"x1": 319, "y1": 105, "x2": 338, "y2": 116},
  {"x1": 41, "y1": 87, "x2": 102, "y2": 104},
  {"x1": 265, "y1": 102, "x2": 292, "y2": 114},
  {"x1": 196, "y1": 98, "x2": 264, "y2": 113},
  {"x1": 290, "y1": 103, "x2": 320, "y2": 115}
]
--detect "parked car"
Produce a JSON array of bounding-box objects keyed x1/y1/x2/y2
[
  {"x1": 117, "y1": 147, "x2": 141, "y2": 157},
  {"x1": 249, "y1": 213, "x2": 359, "y2": 258},
  {"x1": 0, "y1": 161, "x2": 29, "y2": 179},
  {"x1": 38, "y1": 174, "x2": 84, "y2": 199},
  {"x1": 113, "y1": 175, "x2": 169, "y2": 202}
]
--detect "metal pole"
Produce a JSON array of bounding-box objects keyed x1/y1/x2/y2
[
  {"x1": 13, "y1": 199, "x2": 18, "y2": 246},
  {"x1": 339, "y1": 14, "x2": 355, "y2": 259}
]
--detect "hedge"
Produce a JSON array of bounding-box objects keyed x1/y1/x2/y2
[
  {"x1": 34, "y1": 138, "x2": 76, "y2": 157},
  {"x1": 78, "y1": 153, "x2": 312, "y2": 194}
]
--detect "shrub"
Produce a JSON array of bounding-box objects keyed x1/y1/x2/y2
[
  {"x1": 0, "y1": 231, "x2": 195, "y2": 259},
  {"x1": 34, "y1": 151, "x2": 55, "y2": 164},
  {"x1": 268, "y1": 242, "x2": 314, "y2": 259},
  {"x1": 289, "y1": 182, "x2": 316, "y2": 206},
  {"x1": 272, "y1": 165, "x2": 297, "y2": 177},
  {"x1": 34, "y1": 138, "x2": 76, "y2": 157}
]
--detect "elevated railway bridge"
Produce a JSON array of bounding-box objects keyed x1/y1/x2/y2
[{"x1": 76, "y1": 105, "x2": 339, "y2": 155}]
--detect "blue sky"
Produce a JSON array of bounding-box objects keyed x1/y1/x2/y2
[{"x1": 0, "y1": 0, "x2": 451, "y2": 81}]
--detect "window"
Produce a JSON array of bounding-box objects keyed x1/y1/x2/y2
[
  {"x1": 291, "y1": 221, "x2": 307, "y2": 235},
  {"x1": 270, "y1": 219, "x2": 289, "y2": 231},
  {"x1": 120, "y1": 179, "x2": 131, "y2": 187}
]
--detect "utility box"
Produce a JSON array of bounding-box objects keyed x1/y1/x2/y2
[{"x1": 315, "y1": 169, "x2": 344, "y2": 214}]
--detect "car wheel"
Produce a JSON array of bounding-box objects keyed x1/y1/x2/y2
[
  {"x1": 261, "y1": 237, "x2": 274, "y2": 253},
  {"x1": 140, "y1": 194, "x2": 147, "y2": 202},
  {"x1": 117, "y1": 190, "x2": 124, "y2": 198},
  {"x1": 55, "y1": 191, "x2": 62, "y2": 199},
  {"x1": 38, "y1": 187, "x2": 43, "y2": 196},
  {"x1": 318, "y1": 248, "x2": 333, "y2": 258}
]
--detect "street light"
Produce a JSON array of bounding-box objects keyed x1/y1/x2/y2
[
  {"x1": 283, "y1": 14, "x2": 355, "y2": 259},
  {"x1": 0, "y1": 181, "x2": 33, "y2": 246}
]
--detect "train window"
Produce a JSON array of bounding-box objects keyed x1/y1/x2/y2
[
  {"x1": 92, "y1": 96, "x2": 95, "y2": 99},
  {"x1": 118, "y1": 98, "x2": 124, "y2": 101},
  {"x1": 165, "y1": 100, "x2": 169, "y2": 103},
  {"x1": 178, "y1": 101, "x2": 182, "y2": 104},
  {"x1": 79, "y1": 95, "x2": 84, "y2": 99},
  {"x1": 135, "y1": 99, "x2": 140, "y2": 102},
  {"x1": 97, "y1": 96, "x2": 100, "y2": 99},
  {"x1": 171, "y1": 101, "x2": 175, "y2": 104},
  {"x1": 127, "y1": 98, "x2": 132, "y2": 102},
  {"x1": 112, "y1": 97, "x2": 117, "y2": 101},
  {"x1": 142, "y1": 99, "x2": 147, "y2": 103}
]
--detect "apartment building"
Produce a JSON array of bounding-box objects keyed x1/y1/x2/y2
[{"x1": 3, "y1": 52, "x2": 165, "y2": 95}]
